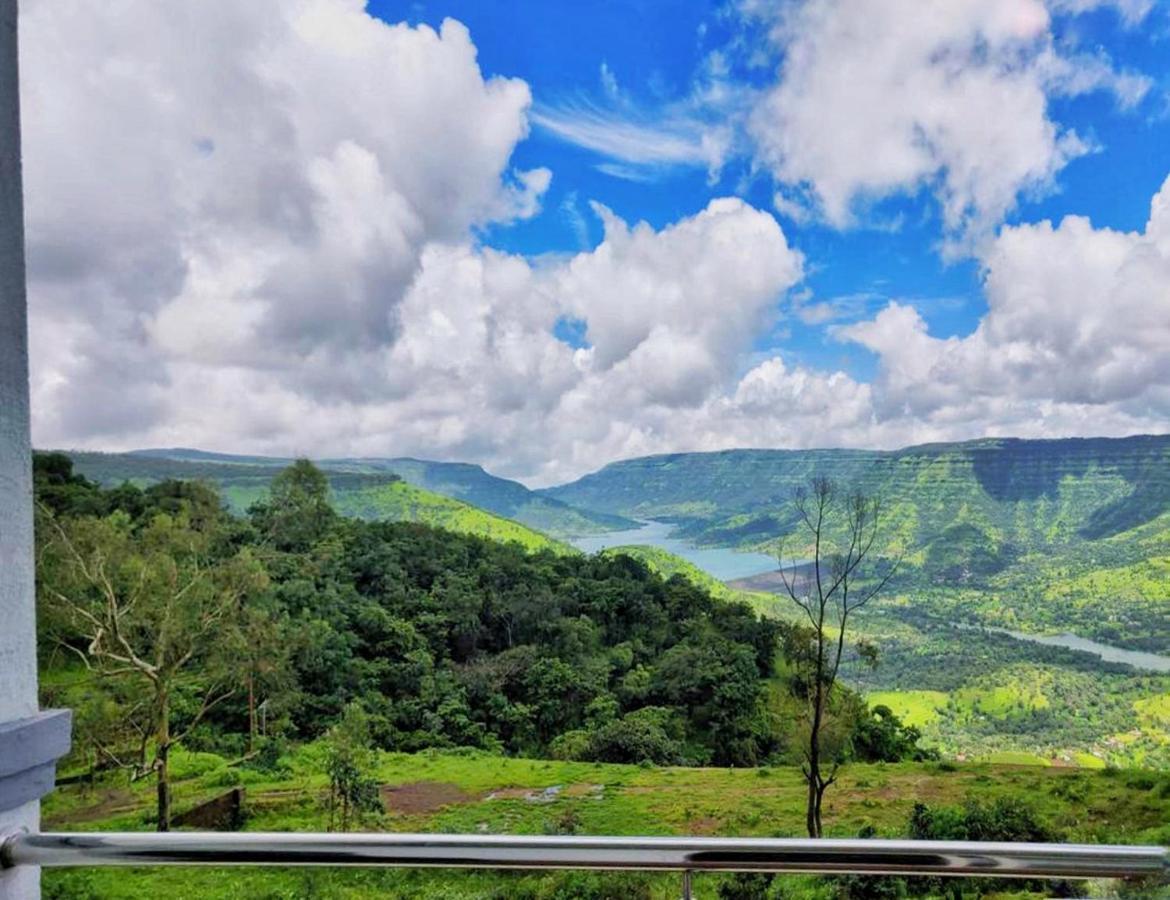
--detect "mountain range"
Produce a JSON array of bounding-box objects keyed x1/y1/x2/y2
[
  {"x1": 70, "y1": 447, "x2": 632, "y2": 540},
  {"x1": 55, "y1": 434, "x2": 1170, "y2": 653}
]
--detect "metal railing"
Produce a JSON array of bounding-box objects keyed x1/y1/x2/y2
[{"x1": 2, "y1": 831, "x2": 1166, "y2": 887}]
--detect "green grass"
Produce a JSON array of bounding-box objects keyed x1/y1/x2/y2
[
  {"x1": 41, "y1": 746, "x2": 1170, "y2": 899},
  {"x1": 979, "y1": 751, "x2": 1052, "y2": 766},
  {"x1": 1134, "y1": 693, "x2": 1170, "y2": 728},
  {"x1": 865, "y1": 690, "x2": 948, "y2": 728}
]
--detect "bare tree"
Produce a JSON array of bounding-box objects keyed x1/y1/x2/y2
[
  {"x1": 37, "y1": 506, "x2": 266, "y2": 830},
  {"x1": 777, "y1": 477, "x2": 900, "y2": 838}
]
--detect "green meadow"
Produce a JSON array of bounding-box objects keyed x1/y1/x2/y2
[{"x1": 43, "y1": 746, "x2": 1170, "y2": 900}]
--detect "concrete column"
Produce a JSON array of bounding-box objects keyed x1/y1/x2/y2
[{"x1": 1, "y1": 2, "x2": 70, "y2": 896}]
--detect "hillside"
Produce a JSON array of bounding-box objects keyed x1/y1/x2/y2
[
  {"x1": 544, "y1": 435, "x2": 1170, "y2": 652},
  {"x1": 330, "y1": 479, "x2": 567, "y2": 552},
  {"x1": 129, "y1": 448, "x2": 631, "y2": 538},
  {"x1": 338, "y1": 457, "x2": 634, "y2": 537},
  {"x1": 543, "y1": 436, "x2": 1170, "y2": 547},
  {"x1": 62, "y1": 451, "x2": 563, "y2": 552}
]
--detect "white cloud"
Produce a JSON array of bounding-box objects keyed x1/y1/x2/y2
[
  {"x1": 745, "y1": 0, "x2": 1151, "y2": 248},
  {"x1": 836, "y1": 174, "x2": 1170, "y2": 436},
  {"x1": 22, "y1": 0, "x2": 808, "y2": 486},
  {"x1": 532, "y1": 100, "x2": 732, "y2": 180},
  {"x1": 23, "y1": 0, "x2": 540, "y2": 438},
  {"x1": 24, "y1": 0, "x2": 816, "y2": 484},
  {"x1": 535, "y1": 0, "x2": 1152, "y2": 251},
  {"x1": 22, "y1": 0, "x2": 1170, "y2": 487}
]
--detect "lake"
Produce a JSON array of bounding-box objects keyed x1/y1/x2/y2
[{"x1": 570, "y1": 521, "x2": 780, "y2": 582}]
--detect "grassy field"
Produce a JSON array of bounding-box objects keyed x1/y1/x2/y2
[
  {"x1": 42, "y1": 746, "x2": 1170, "y2": 899},
  {"x1": 864, "y1": 690, "x2": 948, "y2": 728}
]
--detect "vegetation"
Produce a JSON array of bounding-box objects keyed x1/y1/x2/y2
[
  {"x1": 39, "y1": 454, "x2": 928, "y2": 790},
  {"x1": 543, "y1": 437, "x2": 1170, "y2": 653},
  {"x1": 65, "y1": 448, "x2": 632, "y2": 539},
  {"x1": 40, "y1": 747, "x2": 1170, "y2": 899},
  {"x1": 776, "y1": 478, "x2": 901, "y2": 837},
  {"x1": 37, "y1": 473, "x2": 271, "y2": 830},
  {"x1": 343, "y1": 455, "x2": 636, "y2": 537},
  {"x1": 332, "y1": 478, "x2": 566, "y2": 551},
  {"x1": 63, "y1": 449, "x2": 569, "y2": 551},
  {"x1": 32, "y1": 446, "x2": 1170, "y2": 897}
]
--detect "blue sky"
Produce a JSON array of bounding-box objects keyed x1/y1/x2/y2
[
  {"x1": 375, "y1": 0, "x2": 1170, "y2": 383},
  {"x1": 22, "y1": 0, "x2": 1170, "y2": 483}
]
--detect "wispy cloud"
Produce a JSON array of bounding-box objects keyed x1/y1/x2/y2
[
  {"x1": 594, "y1": 162, "x2": 659, "y2": 183},
  {"x1": 534, "y1": 54, "x2": 746, "y2": 183},
  {"x1": 559, "y1": 191, "x2": 592, "y2": 248},
  {"x1": 532, "y1": 100, "x2": 724, "y2": 172}
]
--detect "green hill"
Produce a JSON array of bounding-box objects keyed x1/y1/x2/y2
[
  {"x1": 337, "y1": 457, "x2": 634, "y2": 537},
  {"x1": 61, "y1": 451, "x2": 564, "y2": 552},
  {"x1": 330, "y1": 479, "x2": 567, "y2": 552},
  {"x1": 129, "y1": 448, "x2": 631, "y2": 538},
  {"x1": 542, "y1": 436, "x2": 1170, "y2": 549},
  {"x1": 543, "y1": 436, "x2": 1170, "y2": 651}
]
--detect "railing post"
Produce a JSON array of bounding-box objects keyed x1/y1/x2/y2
[
  {"x1": 0, "y1": 2, "x2": 71, "y2": 897},
  {"x1": 680, "y1": 868, "x2": 693, "y2": 899}
]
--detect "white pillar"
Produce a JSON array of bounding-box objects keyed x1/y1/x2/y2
[{"x1": 1, "y1": 2, "x2": 58, "y2": 896}]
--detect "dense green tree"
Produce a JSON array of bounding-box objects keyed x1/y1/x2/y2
[
  {"x1": 252, "y1": 458, "x2": 336, "y2": 551},
  {"x1": 851, "y1": 705, "x2": 938, "y2": 764},
  {"x1": 36, "y1": 457, "x2": 830, "y2": 781}
]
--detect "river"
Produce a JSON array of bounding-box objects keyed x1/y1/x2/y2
[
  {"x1": 988, "y1": 627, "x2": 1170, "y2": 673},
  {"x1": 571, "y1": 523, "x2": 1170, "y2": 672},
  {"x1": 569, "y1": 521, "x2": 779, "y2": 582}
]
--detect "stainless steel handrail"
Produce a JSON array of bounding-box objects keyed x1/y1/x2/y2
[{"x1": 2, "y1": 831, "x2": 1166, "y2": 880}]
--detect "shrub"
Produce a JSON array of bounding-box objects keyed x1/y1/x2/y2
[{"x1": 576, "y1": 707, "x2": 687, "y2": 766}]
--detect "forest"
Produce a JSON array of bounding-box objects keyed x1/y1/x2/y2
[
  {"x1": 32, "y1": 451, "x2": 1170, "y2": 899},
  {"x1": 34, "y1": 452, "x2": 928, "y2": 834}
]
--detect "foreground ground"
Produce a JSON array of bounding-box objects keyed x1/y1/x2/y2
[{"x1": 42, "y1": 747, "x2": 1170, "y2": 899}]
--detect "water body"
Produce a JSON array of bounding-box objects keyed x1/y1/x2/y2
[
  {"x1": 570, "y1": 521, "x2": 779, "y2": 582},
  {"x1": 572, "y1": 525, "x2": 1170, "y2": 672},
  {"x1": 977, "y1": 626, "x2": 1170, "y2": 673}
]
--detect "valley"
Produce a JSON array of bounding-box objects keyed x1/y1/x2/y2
[
  {"x1": 33, "y1": 438, "x2": 1170, "y2": 900},
  {"x1": 52, "y1": 436, "x2": 1170, "y2": 770}
]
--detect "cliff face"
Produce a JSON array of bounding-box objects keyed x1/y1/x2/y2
[{"x1": 542, "y1": 435, "x2": 1170, "y2": 549}]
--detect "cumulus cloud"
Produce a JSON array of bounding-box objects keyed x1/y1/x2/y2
[
  {"x1": 836, "y1": 174, "x2": 1170, "y2": 437},
  {"x1": 21, "y1": 0, "x2": 1170, "y2": 487},
  {"x1": 124, "y1": 198, "x2": 805, "y2": 486},
  {"x1": 24, "y1": 0, "x2": 539, "y2": 436},
  {"x1": 532, "y1": 0, "x2": 1152, "y2": 251},
  {"x1": 21, "y1": 0, "x2": 809, "y2": 484},
  {"x1": 746, "y1": 0, "x2": 1151, "y2": 248}
]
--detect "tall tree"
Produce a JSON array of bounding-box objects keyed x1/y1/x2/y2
[
  {"x1": 37, "y1": 504, "x2": 267, "y2": 830},
  {"x1": 777, "y1": 477, "x2": 899, "y2": 837},
  {"x1": 253, "y1": 458, "x2": 335, "y2": 551}
]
